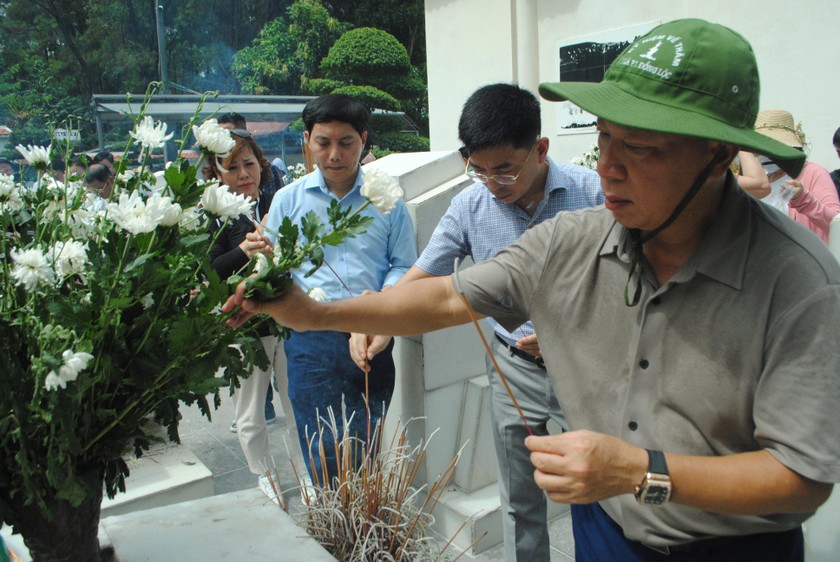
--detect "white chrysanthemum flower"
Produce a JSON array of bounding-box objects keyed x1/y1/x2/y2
[
  {"x1": 140, "y1": 292, "x2": 155, "y2": 310},
  {"x1": 36, "y1": 175, "x2": 64, "y2": 195},
  {"x1": 0, "y1": 175, "x2": 24, "y2": 213},
  {"x1": 199, "y1": 181, "x2": 253, "y2": 219},
  {"x1": 360, "y1": 167, "x2": 403, "y2": 214},
  {"x1": 115, "y1": 170, "x2": 136, "y2": 186},
  {"x1": 192, "y1": 119, "x2": 235, "y2": 157},
  {"x1": 107, "y1": 191, "x2": 166, "y2": 235},
  {"x1": 145, "y1": 193, "x2": 182, "y2": 226},
  {"x1": 0, "y1": 173, "x2": 16, "y2": 196},
  {"x1": 11, "y1": 247, "x2": 55, "y2": 291},
  {"x1": 45, "y1": 371, "x2": 66, "y2": 391},
  {"x1": 307, "y1": 287, "x2": 330, "y2": 302},
  {"x1": 130, "y1": 115, "x2": 174, "y2": 150},
  {"x1": 15, "y1": 144, "x2": 51, "y2": 169},
  {"x1": 67, "y1": 204, "x2": 98, "y2": 238},
  {"x1": 179, "y1": 206, "x2": 203, "y2": 231},
  {"x1": 153, "y1": 170, "x2": 168, "y2": 193},
  {"x1": 41, "y1": 199, "x2": 64, "y2": 221},
  {"x1": 58, "y1": 349, "x2": 93, "y2": 383},
  {"x1": 253, "y1": 252, "x2": 268, "y2": 273},
  {"x1": 51, "y1": 239, "x2": 89, "y2": 279},
  {"x1": 81, "y1": 292, "x2": 92, "y2": 305}
]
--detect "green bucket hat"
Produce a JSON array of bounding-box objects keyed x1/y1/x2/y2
[{"x1": 539, "y1": 18, "x2": 805, "y2": 177}]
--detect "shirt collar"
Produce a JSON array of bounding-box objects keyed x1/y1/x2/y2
[
  {"x1": 304, "y1": 166, "x2": 364, "y2": 199},
  {"x1": 543, "y1": 156, "x2": 567, "y2": 196}
]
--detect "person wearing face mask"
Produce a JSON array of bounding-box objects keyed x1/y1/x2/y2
[{"x1": 203, "y1": 130, "x2": 290, "y2": 503}]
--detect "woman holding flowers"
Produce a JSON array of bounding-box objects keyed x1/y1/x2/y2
[{"x1": 202, "y1": 128, "x2": 288, "y2": 501}]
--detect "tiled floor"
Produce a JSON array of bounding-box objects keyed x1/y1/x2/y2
[{"x1": 177, "y1": 389, "x2": 576, "y2": 561}]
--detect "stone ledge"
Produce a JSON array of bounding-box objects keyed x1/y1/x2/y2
[{"x1": 100, "y1": 488, "x2": 336, "y2": 561}]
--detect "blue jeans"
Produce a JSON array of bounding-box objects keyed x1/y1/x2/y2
[
  {"x1": 284, "y1": 330, "x2": 395, "y2": 486},
  {"x1": 571, "y1": 503, "x2": 803, "y2": 562}
]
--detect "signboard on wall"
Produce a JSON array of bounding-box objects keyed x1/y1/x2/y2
[{"x1": 554, "y1": 22, "x2": 657, "y2": 135}]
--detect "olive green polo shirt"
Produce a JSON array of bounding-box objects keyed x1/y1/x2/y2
[{"x1": 459, "y1": 176, "x2": 840, "y2": 546}]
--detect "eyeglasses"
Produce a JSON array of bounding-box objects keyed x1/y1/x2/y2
[
  {"x1": 465, "y1": 142, "x2": 536, "y2": 186},
  {"x1": 230, "y1": 129, "x2": 252, "y2": 138}
]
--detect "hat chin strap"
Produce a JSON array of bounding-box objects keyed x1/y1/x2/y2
[{"x1": 624, "y1": 149, "x2": 726, "y2": 306}]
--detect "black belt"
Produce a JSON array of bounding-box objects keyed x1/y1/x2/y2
[
  {"x1": 644, "y1": 535, "x2": 737, "y2": 555},
  {"x1": 495, "y1": 334, "x2": 545, "y2": 369},
  {"x1": 643, "y1": 526, "x2": 803, "y2": 555}
]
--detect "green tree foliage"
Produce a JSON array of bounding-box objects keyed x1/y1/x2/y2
[
  {"x1": 331, "y1": 86, "x2": 401, "y2": 112},
  {"x1": 0, "y1": 0, "x2": 428, "y2": 150},
  {"x1": 321, "y1": 0, "x2": 425, "y2": 65},
  {"x1": 232, "y1": 19, "x2": 300, "y2": 95},
  {"x1": 317, "y1": 27, "x2": 426, "y2": 133},
  {"x1": 233, "y1": 0, "x2": 349, "y2": 95},
  {"x1": 321, "y1": 28, "x2": 410, "y2": 94}
]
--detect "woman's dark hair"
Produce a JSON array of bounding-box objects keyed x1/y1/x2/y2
[
  {"x1": 202, "y1": 133, "x2": 271, "y2": 189},
  {"x1": 92, "y1": 151, "x2": 115, "y2": 165},
  {"x1": 833, "y1": 126, "x2": 840, "y2": 147},
  {"x1": 86, "y1": 164, "x2": 111, "y2": 184}
]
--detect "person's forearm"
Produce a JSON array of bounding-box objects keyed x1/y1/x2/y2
[
  {"x1": 314, "y1": 275, "x2": 473, "y2": 335},
  {"x1": 395, "y1": 264, "x2": 432, "y2": 286},
  {"x1": 737, "y1": 151, "x2": 770, "y2": 198},
  {"x1": 666, "y1": 450, "x2": 832, "y2": 515}
]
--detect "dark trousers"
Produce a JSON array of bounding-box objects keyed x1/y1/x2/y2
[
  {"x1": 284, "y1": 330, "x2": 395, "y2": 486},
  {"x1": 571, "y1": 503, "x2": 804, "y2": 562}
]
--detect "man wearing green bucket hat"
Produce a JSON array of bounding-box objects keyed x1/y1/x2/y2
[{"x1": 224, "y1": 19, "x2": 839, "y2": 561}]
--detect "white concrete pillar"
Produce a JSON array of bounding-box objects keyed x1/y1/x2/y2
[
  {"x1": 828, "y1": 215, "x2": 840, "y2": 262},
  {"x1": 513, "y1": 0, "x2": 540, "y2": 93}
]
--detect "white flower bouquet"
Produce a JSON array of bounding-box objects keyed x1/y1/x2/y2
[
  {"x1": 571, "y1": 144, "x2": 600, "y2": 170},
  {"x1": 0, "y1": 86, "x2": 266, "y2": 558},
  {"x1": 230, "y1": 166, "x2": 405, "y2": 303}
]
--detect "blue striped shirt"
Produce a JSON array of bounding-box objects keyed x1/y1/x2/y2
[
  {"x1": 264, "y1": 166, "x2": 417, "y2": 300},
  {"x1": 416, "y1": 157, "x2": 603, "y2": 344}
]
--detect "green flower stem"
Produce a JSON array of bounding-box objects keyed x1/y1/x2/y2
[
  {"x1": 82, "y1": 358, "x2": 182, "y2": 453},
  {"x1": 97, "y1": 235, "x2": 133, "y2": 337}
]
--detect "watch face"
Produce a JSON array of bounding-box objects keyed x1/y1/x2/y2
[{"x1": 642, "y1": 483, "x2": 671, "y2": 505}]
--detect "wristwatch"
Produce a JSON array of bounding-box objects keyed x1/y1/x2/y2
[{"x1": 635, "y1": 449, "x2": 672, "y2": 506}]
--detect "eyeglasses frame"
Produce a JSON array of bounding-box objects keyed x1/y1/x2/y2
[{"x1": 464, "y1": 141, "x2": 538, "y2": 186}]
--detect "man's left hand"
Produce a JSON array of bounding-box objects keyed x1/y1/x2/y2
[
  {"x1": 526, "y1": 430, "x2": 647, "y2": 504},
  {"x1": 516, "y1": 333, "x2": 542, "y2": 358}
]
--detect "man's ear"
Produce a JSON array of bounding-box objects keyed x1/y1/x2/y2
[
  {"x1": 710, "y1": 144, "x2": 739, "y2": 177},
  {"x1": 536, "y1": 136, "x2": 550, "y2": 163},
  {"x1": 360, "y1": 130, "x2": 368, "y2": 147},
  {"x1": 303, "y1": 131, "x2": 310, "y2": 144}
]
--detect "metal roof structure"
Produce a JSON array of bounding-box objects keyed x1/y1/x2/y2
[
  {"x1": 91, "y1": 93, "x2": 420, "y2": 164},
  {"x1": 91, "y1": 94, "x2": 316, "y2": 150}
]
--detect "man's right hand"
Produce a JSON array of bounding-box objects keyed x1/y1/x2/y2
[
  {"x1": 349, "y1": 333, "x2": 393, "y2": 372},
  {"x1": 222, "y1": 280, "x2": 316, "y2": 330}
]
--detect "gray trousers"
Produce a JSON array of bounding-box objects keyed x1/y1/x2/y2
[{"x1": 487, "y1": 337, "x2": 568, "y2": 562}]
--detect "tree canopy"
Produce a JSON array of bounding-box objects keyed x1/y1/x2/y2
[{"x1": 0, "y1": 0, "x2": 428, "y2": 153}]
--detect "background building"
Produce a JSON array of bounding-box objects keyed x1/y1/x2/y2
[{"x1": 425, "y1": 0, "x2": 839, "y2": 170}]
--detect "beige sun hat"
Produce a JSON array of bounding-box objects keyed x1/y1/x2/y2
[{"x1": 755, "y1": 109, "x2": 805, "y2": 149}]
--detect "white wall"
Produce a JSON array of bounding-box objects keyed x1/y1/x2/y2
[{"x1": 426, "y1": 0, "x2": 840, "y2": 172}]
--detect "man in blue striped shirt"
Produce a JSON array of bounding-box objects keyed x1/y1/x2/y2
[
  {"x1": 350, "y1": 84, "x2": 603, "y2": 561},
  {"x1": 264, "y1": 94, "x2": 417, "y2": 486}
]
